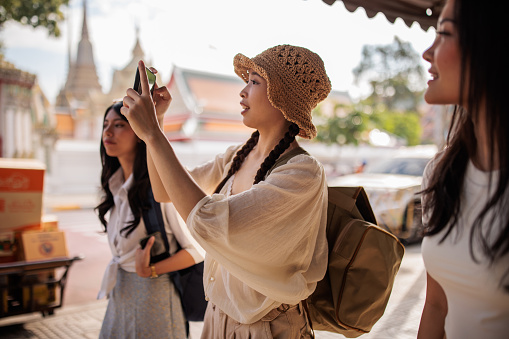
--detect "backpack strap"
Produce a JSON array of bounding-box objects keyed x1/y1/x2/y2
[
  {"x1": 327, "y1": 187, "x2": 357, "y2": 214},
  {"x1": 328, "y1": 186, "x2": 377, "y2": 225},
  {"x1": 142, "y1": 187, "x2": 171, "y2": 262},
  {"x1": 302, "y1": 300, "x2": 316, "y2": 338},
  {"x1": 142, "y1": 188, "x2": 196, "y2": 335},
  {"x1": 265, "y1": 147, "x2": 309, "y2": 178}
]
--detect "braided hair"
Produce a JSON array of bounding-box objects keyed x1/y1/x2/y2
[{"x1": 214, "y1": 123, "x2": 300, "y2": 193}]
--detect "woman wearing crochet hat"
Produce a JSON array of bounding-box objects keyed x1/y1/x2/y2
[{"x1": 122, "y1": 44, "x2": 331, "y2": 338}]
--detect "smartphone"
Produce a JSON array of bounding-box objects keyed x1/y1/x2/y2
[
  {"x1": 139, "y1": 231, "x2": 169, "y2": 264},
  {"x1": 140, "y1": 231, "x2": 163, "y2": 250},
  {"x1": 134, "y1": 66, "x2": 156, "y2": 96}
]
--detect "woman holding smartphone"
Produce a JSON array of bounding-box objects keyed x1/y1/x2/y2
[
  {"x1": 96, "y1": 101, "x2": 204, "y2": 339},
  {"x1": 124, "y1": 45, "x2": 330, "y2": 337}
]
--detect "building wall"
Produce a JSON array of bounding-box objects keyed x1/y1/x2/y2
[{"x1": 0, "y1": 75, "x2": 35, "y2": 158}]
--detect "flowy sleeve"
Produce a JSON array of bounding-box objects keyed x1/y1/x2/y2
[
  {"x1": 188, "y1": 144, "x2": 241, "y2": 195},
  {"x1": 187, "y1": 154, "x2": 328, "y2": 302},
  {"x1": 162, "y1": 202, "x2": 205, "y2": 263}
]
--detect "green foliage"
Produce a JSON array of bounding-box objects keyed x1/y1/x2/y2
[
  {"x1": 370, "y1": 108, "x2": 422, "y2": 146},
  {"x1": 345, "y1": 36, "x2": 425, "y2": 145},
  {"x1": 353, "y1": 36, "x2": 425, "y2": 112},
  {"x1": 315, "y1": 103, "x2": 369, "y2": 146},
  {"x1": 0, "y1": 0, "x2": 69, "y2": 37},
  {"x1": 315, "y1": 101, "x2": 422, "y2": 146}
]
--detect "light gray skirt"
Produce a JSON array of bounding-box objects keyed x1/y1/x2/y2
[{"x1": 100, "y1": 268, "x2": 187, "y2": 339}]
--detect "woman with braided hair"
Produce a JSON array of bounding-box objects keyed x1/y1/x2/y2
[{"x1": 122, "y1": 44, "x2": 331, "y2": 338}]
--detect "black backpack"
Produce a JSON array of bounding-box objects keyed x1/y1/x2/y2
[{"x1": 142, "y1": 188, "x2": 208, "y2": 323}]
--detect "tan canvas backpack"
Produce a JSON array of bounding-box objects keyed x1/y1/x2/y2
[
  {"x1": 236, "y1": 146, "x2": 405, "y2": 337},
  {"x1": 304, "y1": 186, "x2": 405, "y2": 337}
]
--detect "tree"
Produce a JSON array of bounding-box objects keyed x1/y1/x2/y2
[
  {"x1": 349, "y1": 36, "x2": 427, "y2": 145},
  {"x1": 0, "y1": 0, "x2": 70, "y2": 37},
  {"x1": 370, "y1": 108, "x2": 422, "y2": 146},
  {"x1": 315, "y1": 103, "x2": 370, "y2": 146},
  {"x1": 315, "y1": 101, "x2": 422, "y2": 147},
  {"x1": 353, "y1": 36, "x2": 426, "y2": 112}
]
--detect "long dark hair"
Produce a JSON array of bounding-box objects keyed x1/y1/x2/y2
[
  {"x1": 95, "y1": 101, "x2": 151, "y2": 237},
  {"x1": 214, "y1": 123, "x2": 300, "y2": 193},
  {"x1": 422, "y1": 0, "x2": 509, "y2": 290}
]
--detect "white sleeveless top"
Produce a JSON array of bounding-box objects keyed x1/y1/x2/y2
[{"x1": 421, "y1": 158, "x2": 509, "y2": 339}]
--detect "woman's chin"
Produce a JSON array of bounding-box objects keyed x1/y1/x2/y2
[
  {"x1": 242, "y1": 119, "x2": 256, "y2": 130},
  {"x1": 424, "y1": 90, "x2": 443, "y2": 105}
]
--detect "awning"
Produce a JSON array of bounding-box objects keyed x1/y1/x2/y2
[{"x1": 322, "y1": 0, "x2": 445, "y2": 31}]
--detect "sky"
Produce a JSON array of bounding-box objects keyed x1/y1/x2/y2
[{"x1": 1, "y1": 0, "x2": 436, "y2": 105}]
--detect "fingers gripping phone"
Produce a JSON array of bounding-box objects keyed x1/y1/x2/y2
[
  {"x1": 134, "y1": 66, "x2": 156, "y2": 96},
  {"x1": 139, "y1": 231, "x2": 168, "y2": 264}
]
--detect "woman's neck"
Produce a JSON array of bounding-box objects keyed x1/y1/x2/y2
[
  {"x1": 253, "y1": 129, "x2": 298, "y2": 159},
  {"x1": 118, "y1": 157, "x2": 134, "y2": 181}
]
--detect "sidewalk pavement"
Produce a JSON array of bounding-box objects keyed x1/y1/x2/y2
[{"x1": 0, "y1": 300, "x2": 205, "y2": 339}]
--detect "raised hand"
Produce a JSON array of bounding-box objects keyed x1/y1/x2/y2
[
  {"x1": 147, "y1": 69, "x2": 172, "y2": 121},
  {"x1": 121, "y1": 60, "x2": 161, "y2": 141}
]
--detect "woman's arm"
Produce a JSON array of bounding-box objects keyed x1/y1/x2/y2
[
  {"x1": 417, "y1": 273, "x2": 448, "y2": 339},
  {"x1": 147, "y1": 147, "x2": 170, "y2": 202},
  {"x1": 145, "y1": 132, "x2": 206, "y2": 220},
  {"x1": 122, "y1": 61, "x2": 206, "y2": 220},
  {"x1": 146, "y1": 75, "x2": 172, "y2": 203},
  {"x1": 146, "y1": 108, "x2": 171, "y2": 202}
]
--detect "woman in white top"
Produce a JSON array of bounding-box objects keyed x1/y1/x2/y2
[
  {"x1": 418, "y1": 0, "x2": 509, "y2": 338},
  {"x1": 96, "y1": 101, "x2": 204, "y2": 339},
  {"x1": 123, "y1": 45, "x2": 331, "y2": 338}
]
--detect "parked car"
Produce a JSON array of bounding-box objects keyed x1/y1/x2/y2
[{"x1": 328, "y1": 146, "x2": 438, "y2": 243}]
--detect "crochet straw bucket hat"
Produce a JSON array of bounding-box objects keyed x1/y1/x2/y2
[{"x1": 233, "y1": 44, "x2": 331, "y2": 139}]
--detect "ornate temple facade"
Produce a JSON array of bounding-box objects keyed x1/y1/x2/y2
[
  {"x1": 0, "y1": 56, "x2": 57, "y2": 168},
  {"x1": 54, "y1": 0, "x2": 104, "y2": 140},
  {"x1": 108, "y1": 29, "x2": 149, "y2": 101}
]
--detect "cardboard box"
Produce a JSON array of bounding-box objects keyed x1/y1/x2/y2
[
  {"x1": 19, "y1": 231, "x2": 68, "y2": 261},
  {"x1": 41, "y1": 214, "x2": 59, "y2": 232},
  {"x1": 0, "y1": 159, "x2": 45, "y2": 232}
]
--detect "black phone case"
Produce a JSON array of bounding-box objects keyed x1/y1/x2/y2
[
  {"x1": 133, "y1": 67, "x2": 155, "y2": 96},
  {"x1": 139, "y1": 231, "x2": 169, "y2": 264},
  {"x1": 133, "y1": 68, "x2": 142, "y2": 94}
]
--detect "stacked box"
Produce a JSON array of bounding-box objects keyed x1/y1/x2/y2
[
  {"x1": 19, "y1": 231, "x2": 68, "y2": 262},
  {"x1": 0, "y1": 159, "x2": 45, "y2": 233}
]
